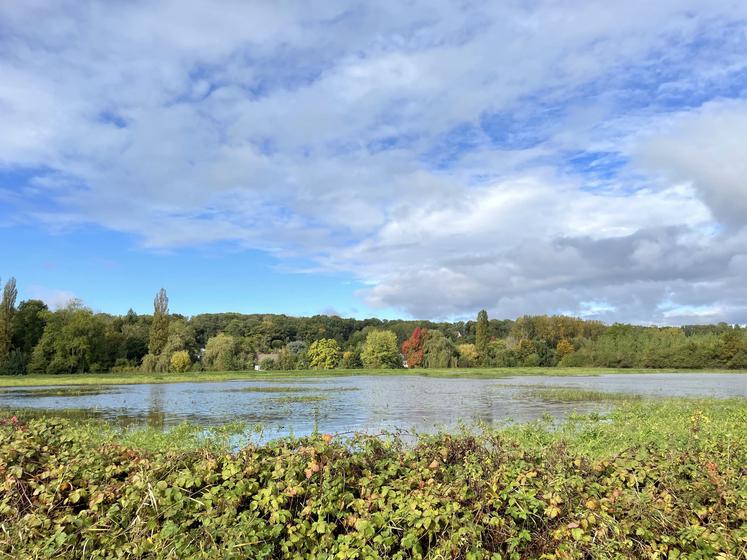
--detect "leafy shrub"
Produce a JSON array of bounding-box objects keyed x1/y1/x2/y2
[{"x1": 169, "y1": 350, "x2": 191, "y2": 373}]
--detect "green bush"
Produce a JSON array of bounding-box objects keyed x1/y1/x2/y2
[{"x1": 169, "y1": 350, "x2": 191, "y2": 373}]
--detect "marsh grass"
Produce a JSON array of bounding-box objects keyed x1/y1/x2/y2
[
  {"x1": 226, "y1": 385, "x2": 359, "y2": 394},
  {"x1": 526, "y1": 387, "x2": 643, "y2": 402},
  {"x1": 0, "y1": 385, "x2": 118, "y2": 398},
  {"x1": 264, "y1": 394, "x2": 329, "y2": 404}
]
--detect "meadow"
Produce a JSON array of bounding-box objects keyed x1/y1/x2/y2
[{"x1": 1, "y1": 396, "x2": 745, "y2": 558}]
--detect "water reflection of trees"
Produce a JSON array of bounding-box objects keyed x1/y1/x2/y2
[{"x1": 146, "y1": 383, "x2": 166, "y2": 430}]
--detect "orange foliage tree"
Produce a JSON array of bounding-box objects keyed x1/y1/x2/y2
[{"x1": 402, "y1": 327, "x2": 427, "y2": 368}]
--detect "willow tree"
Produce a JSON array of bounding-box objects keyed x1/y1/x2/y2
[{"x1": 148, "y1": 288, "x2": 169, "y2": 356}]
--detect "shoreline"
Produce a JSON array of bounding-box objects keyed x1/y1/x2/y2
[{"x1": 1, "y1": 366, "x2": 746, "y2": 388}]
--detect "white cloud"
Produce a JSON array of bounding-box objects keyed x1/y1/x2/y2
[
  {"x1": 1, "y1": 1, "x2": 747, "y2": 322},
  {"x1": 637, "y1": 99, "x2": 747, "y2": 228},
  {"x1": 26, "y1": 286, "x2": 77, "y2": 310}
]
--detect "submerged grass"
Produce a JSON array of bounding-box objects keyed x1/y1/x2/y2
[
  {"x1": 526, "y1": 387, "x2": 643, "y2": 402},
  {"x1": 1, "y1": 366, "x2": 745, "y2": 387},
  {"x1": 264, "y1": 394, "x2": 330, "y2": 405},
  {"x1": 227, "y1": 385, "x2": 359, "y2": 394},
  {"x1": 0, "y1": 385, "x2": 118, "y2": 398}
]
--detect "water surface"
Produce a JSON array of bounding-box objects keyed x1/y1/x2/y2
[{"x1": 1, "y1": 373, "x2": 744, "y2": 439}]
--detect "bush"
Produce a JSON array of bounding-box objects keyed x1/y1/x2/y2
[
  {"x1": 140, "y1": 353, "x2": 158, "y2": 373},
  {"x1": 169, "y1": 350, "x2": 191, "y2": 373},
  {"x1": 259, "y1": 357, "x2": 277, "y2": 371}
]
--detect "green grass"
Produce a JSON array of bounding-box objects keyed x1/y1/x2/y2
[
  {"x1": 264, "y1": 394, "x2": 330, "y2": 404},
  {"x1": 526, "y1": 387, "x2": 643, "y2": 402},
  {"x1": 227, "y1": 386, "x2": 359, "y2": 394},
  {"x1": 1, "y1": 366, "x2": 745, "y2": 387},
  {"x1": 505, "y1": 397, "x2": 747, "y2": 456},
  {"x1": 0, "y1": 385, "x2": 118, "y2": 397}
]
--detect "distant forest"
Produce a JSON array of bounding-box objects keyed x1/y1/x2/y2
[{"x1": 1, "y1": 277, "x2": 746, "y2": 375}]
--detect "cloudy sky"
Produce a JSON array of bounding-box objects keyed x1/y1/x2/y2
[{"x1": 1, "y1": 1, "x2": 746, "y2": 323}]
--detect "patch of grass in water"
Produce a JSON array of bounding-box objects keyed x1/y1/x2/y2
[
  {"x1": 0, "y1": 386, "x2": 118, "y2": 398},
  {"x1": 229, "y1": 386, "x2": 318, "y2": 393},
  {"x1": 228, "y1": 386, "x2": 359, "y2": 394},
  {"x1": 527, "y1": 387, "x2": 643, "y2": 402},
  {"x1": 266, "y1": 394, "x2": 330, "y2": 404}
]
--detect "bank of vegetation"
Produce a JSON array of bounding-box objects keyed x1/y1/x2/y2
[
  {"x1": 1, "y1": 399, "x2": 745, "y2": 558},
  {"x1": 1, "y1": 277, "x2": 746, "y2": 376}
]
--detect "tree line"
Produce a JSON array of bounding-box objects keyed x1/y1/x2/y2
[{"x1": 0, "y1": 277, "x2": 745, "y2": 375}]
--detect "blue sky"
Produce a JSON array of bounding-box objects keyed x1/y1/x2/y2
[{"x1": 1, "y1": 1, "x2": 746, "y2": 323}]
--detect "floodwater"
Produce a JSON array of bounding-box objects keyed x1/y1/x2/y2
[{"x1": 0, "y1": 373, "x2": 744, "y2": 439}]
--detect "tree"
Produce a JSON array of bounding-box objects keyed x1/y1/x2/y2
[
  {"x1": 203, "y1": 333, "x2": 238, "y2": 371},
  {"x1": 170, "y1": 350, "x2": 191, "y2": 373},
  {"x1": 307, "y1": 338, "x2": 341, "y2": 369},
  {"x1": 422, "y1": 331, "x2": 457, "y2": 368},
  {"x1": 12, "y1": 300, "x2": 48, "y2": 356},
  {"x1": 202, "y1": 332, "x2": 255, "y2": 371},
  {"x1": 340, "y1": 350, "x2": 362, "y2": 369},
  {"x1": 148, "y1": 288, "x2": 169, "y2": 356},
  {"x1": 475, "y1": 309, "x2": 489, "y2": 364},
  {"x1": 0, "y1": 277, "x2": 18, "y2": 366},
  {"x1": 361, "y1": 330, "x2": 401, "y2": 368},
  {"x1": 457, "y1": 343, "x2": 478, "y2": 367},
  {"x1": 555, "y1": 338, "x2": 575, "y2": 362},
  {"x1": 402, "y1": 327, "x2": 427, "y2": 368},
  {"x1": 155, "y1": 320, "x2": 197, "y2": 372},
  {"x1": 27, "y1": 304, "x2": 107, "y2": 374}
]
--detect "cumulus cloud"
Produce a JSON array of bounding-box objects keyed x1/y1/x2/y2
[
  {"x1": 1, "y1": 1, "x2": 747, "y2": 322},
  {"x1": 637, "y1": 99, "x2": 747, "y2": 228}
]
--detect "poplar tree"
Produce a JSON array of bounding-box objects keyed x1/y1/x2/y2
[
  {"x1": 0, "y1": 277, "x2": 18, "y2": 364},
  {"x1": 148, "y1": 288, "x2": 170, "y2": 356},
  {"x1": 475, "y1": 309, "x2": 489, "y2": 364}
]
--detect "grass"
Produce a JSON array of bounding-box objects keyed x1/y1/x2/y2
[
  {"x1": 227, "y1": 386, "x2": 359, "y2": 393},
  {"x1": 505, "y1": 397, "x2": 747, "y2": 456},
  {"x1": 1, "y1": 366, "x2": 745, "y2": 387},
  {"x1": 526, "y1": 387, "x2": 643, "y2": 402},
  {"x1": 264, "y1": 394, "x2": 330, "y2": 405},
  {"x1": 0, "y1": 385, "x2": 119, "y2": 397}
]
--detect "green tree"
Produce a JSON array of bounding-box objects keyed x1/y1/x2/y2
[
  {"x1": 202, "y1": 333, "x2": 238, "y2": 371},
  {"x1": 475, "y1": 309, "x2": 489, "y2": 364},
  {"x1": 28, "y1": 304, "x2": 107, "y2": 374},
  {"x1": 360, "y1": 330, "x2": 401, "y2": 368},
  {"x1": 11, "y1": 300, "x2": 48, "y2": 357},
  {"x1": 422, "y1": 331, "x2": 457, "y2": 368},
  {"x1": 340, "y1": 349, "x2": 362, "y2": 369},
  {"x1": 148, "y1": 288, "x2": 169, "y2": 356},
  {"x1": 0, "y1": 277, "x2": 18, "y2": 367},
  {"x1": 307, "y1": 338, "x2": 341, "y2": 369}
]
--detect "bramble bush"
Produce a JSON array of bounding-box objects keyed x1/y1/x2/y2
[{"x1": 1, "y1": 403, "x2": 746, "y2": 559}]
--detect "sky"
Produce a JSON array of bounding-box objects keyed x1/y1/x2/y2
[{"x1": 1, "y1": 1, "x2": 746, "y2": 324}]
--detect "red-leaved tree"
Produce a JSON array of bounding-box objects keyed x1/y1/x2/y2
[{"x1": 402, "y1": 327, "x2": 427, "y2": 368}]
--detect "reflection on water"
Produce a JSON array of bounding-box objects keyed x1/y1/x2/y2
[{"x1": 0, "y1": 373, "x2": 744, "y2": 438}]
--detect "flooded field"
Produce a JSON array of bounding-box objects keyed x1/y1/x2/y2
[{"x1": 1, "y1": 373, "x2": 744, "y2": 438}]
